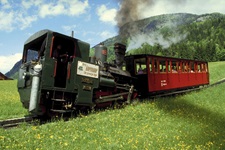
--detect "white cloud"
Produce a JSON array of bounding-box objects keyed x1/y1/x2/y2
[
  {"x1": 97, "y1": 4, "x2": 117, "y2": 25},
  {"x1": 62, "y1": 25, "x2": 79, "y2": 36},
  {"x1": 16, "y1": 14, "x2": 38, "y2": 30},
  {"x1": 21, "y1": 0, "x2": 43, "y2": 9},
  {"x1": 0, "y1": 0, "x2": 11, "y2": 9},
  {"x1": 39, "y1": 3, "x2": 65, "y2": 18},
  {"x1": 62, "y1": 25, "x2": 77, "y2": 32},
  {"x1": 140, "y1": 0, "x2": 225, "y2": 19},
  {"x1": 0, "y1": 11, "x2": 14, "y2": 31},
  {"x1": 0, "y1": 10, "x2": 37, "y2": 31},
  {"x1": 100, "y1": 31, "x2": 116, "y2": 39},
  {"x1": 0, "y1": 53, "x2": 22, "y2": 74},
  {"x1": 0, "y1": 0, "x2": 89, "y2": 32},
  {"x1": 67, "y1": 0, "x2": 89, "y2": 16},
  {"x1": 39, "y1": 0, "x2": 89, "y2": 18}
]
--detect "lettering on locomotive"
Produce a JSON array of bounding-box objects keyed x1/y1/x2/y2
[
  {"x1": 83, "y1": 85, "x2": 92, "y2": 91},
  {"x1": 77, "y1": 61, "x2": 99, "y2": 78},
  {"x1": 81, "y1": 77, "x2": 93, "y2": 84}
]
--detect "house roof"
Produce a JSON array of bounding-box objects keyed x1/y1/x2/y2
[{"x1": 0, "y1": 72, "x2": 13, "y2": 80}]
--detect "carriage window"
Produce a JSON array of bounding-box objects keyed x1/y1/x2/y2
[
  {"x1": 189, "y1": 62, "x2": 194, "y2": 72},
  {"x1": 168, "y1": 61, "x2": 171, "y2": 72},
  {"x1": 178, "y1": 62, "x2": 183, "y2": 72},
  {"x1": 197, "y1": 63, "x2": 201, "y2": 72},
  {"x1": 184, "y1": 62, "x2": 188, "y2": 72},
  {"x1": 180, "y1": 62, "x2": 187, "y2": 73},
  {"x1": 204, "y1": 63, "x2": 208, "y2": 72},
  {"x1": 149, "y1": 58, "x2": 152, "y2": 72},
  {"x1": 135, "y1": 58, "x2": 147, "y2": 75},
  {"x1": 172, "y1": 61, "x2": 177, "y2": 73},
  {"x1": 182, "y1": 62, "x2": 185, "y2": 72},
  {"x1": 201, "y1": 63, "x2": 207, "y2": 72},
  {"x1": 159, "y1": 60, "x2": 166, "y2": 73},
  {"x1": 154, "y1": 59, "x2": 158, "y2": 73}
]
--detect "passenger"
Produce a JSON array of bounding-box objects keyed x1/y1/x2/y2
[
  {"x1": 172, "y1": 66, "x2": 177, "y2": 73},
  {"x1": 53, "y1": 44, "x2": 68, "y2": 87},
  {"x1": 143, "y1": 68, "x2": 147, "y2": 73},
  {"x1": 53, "y1": 44, "x2": 68, "y2": 63},
  {"x1": 53, "y1": 44, "x2": 62, "y2": 59},
  {"x1": 138, "y1": 67, "x2": 144, "y2": 74}
]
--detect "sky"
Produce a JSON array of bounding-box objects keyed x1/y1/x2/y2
[{"x1": 0, "y1": 0, "x2": 225, "y2": 74}]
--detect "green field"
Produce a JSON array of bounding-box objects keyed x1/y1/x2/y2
[
  {"x1": 0, "y1": 80, "x2": 28, "y2": 120},
  {"x1": 1, "y1": 61, "x2": 225, "y2": 149}
]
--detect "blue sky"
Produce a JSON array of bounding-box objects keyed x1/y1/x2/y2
[{"x1": 1, "y1": 0, "x2": 225, "y2": 74}]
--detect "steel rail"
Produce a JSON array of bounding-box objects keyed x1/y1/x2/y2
[{"x1": 0, "y1": 116, "x2": 35, "y2": 129}]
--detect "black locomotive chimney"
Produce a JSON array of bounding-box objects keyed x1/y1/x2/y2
[{"x1": 114, "y1": 43, "x2": 126, "y2": 69}]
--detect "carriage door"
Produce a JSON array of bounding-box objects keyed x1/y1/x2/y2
[{"x1": 134, "y1": 57, "x2": 148, "y2": 95}]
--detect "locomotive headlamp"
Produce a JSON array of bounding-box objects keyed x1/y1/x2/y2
[{"x1": 22, "y1": 72, "x2": 32, "y2": 79}]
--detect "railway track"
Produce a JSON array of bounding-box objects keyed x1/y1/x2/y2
[{"x1": 0, "y1": 116, "x2": 36, "y2": 129}]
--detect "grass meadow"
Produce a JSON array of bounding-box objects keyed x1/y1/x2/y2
[
  {"x1": 0, "y1": 61, "x2": 225, "y2": 149},
  {"x1": 0, "y1": 80, "x2": 28, "y2": 120}
]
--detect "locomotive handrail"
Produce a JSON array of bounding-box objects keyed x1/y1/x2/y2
[{"x1": 96, "y1": 92, "x2": 129, "y2": 103}]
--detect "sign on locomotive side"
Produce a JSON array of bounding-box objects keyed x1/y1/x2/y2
[{"x1": 77, "y1": 61, "x2": 99, "y2": 79}]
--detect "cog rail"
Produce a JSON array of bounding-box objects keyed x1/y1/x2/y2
[{"x1": 0, "y1": 116, "x2": 35, "y2": 129}]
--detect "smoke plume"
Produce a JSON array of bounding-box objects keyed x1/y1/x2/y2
[
  {"x1": 115, "y1": 0, "x2": 188, "y2": 51},
  {"x1": 115, "y1": 0, "x2": 155, "y2": 37},
  {"x1": 115, "y1": 0, "x2": 154, "y2": 27}
]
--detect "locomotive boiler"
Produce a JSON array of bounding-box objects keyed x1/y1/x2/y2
[{"x1": 17, "y1": 29, "x2": 136, "y2": 117}]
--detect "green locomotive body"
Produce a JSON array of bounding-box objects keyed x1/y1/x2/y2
[{"x1": 18, "y1": 30, "x2": 135, "y2": 117}]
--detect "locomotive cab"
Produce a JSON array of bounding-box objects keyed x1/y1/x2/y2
[{"x1": 18, "y1": 30, "x2": 99, "y2": 116}]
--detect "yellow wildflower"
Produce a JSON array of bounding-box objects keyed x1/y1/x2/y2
[
  {"x1": 64, "y1": 142, "x2": 68, "y2": 146},
  {"x1": 36, "y1": 134, "x2": 41, "y2": 139}
]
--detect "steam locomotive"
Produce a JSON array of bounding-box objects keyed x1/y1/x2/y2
[
  {"x1": 18, "y1": 29, "x2": 209, "y2": 117},
  {"x1": 18, "y1": 30, "x2": 136, "y2": 117}
]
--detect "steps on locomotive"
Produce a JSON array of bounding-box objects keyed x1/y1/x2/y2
[
  {"x1": 50, "y1": 109, "x2": 73, "y2": 113},
  {"x1": 51, "y1": 98, "x2": 66, "y2": 102},
  {"x1": 50, "y1": 90, "x2": 73, "y2": 113}
]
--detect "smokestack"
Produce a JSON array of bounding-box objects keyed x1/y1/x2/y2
[
  {"x1": 114, "y1": 43, "x2": 126, "y2": 69},
  {"x1": 71, "y1": 31, "x2": 74, "y2": 37}
]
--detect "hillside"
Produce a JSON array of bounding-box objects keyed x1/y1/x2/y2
[
  {"x1": 6, "y1": 13, "x2": 225, "y2": 78},
  {"x1": 5, "y1": 60, "x2": 21, "y2": 78}
]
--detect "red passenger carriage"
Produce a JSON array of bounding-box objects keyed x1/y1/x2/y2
[{"x1": 125, "y1": 54, "x2": 209, "y2": 96}]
